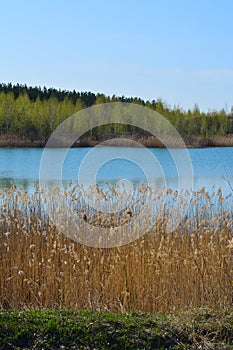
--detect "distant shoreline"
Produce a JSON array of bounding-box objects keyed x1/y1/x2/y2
[{"x1": 0, "y1": 134, "x2": 233, "y2": 148}]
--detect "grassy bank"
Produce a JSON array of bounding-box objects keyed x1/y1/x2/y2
[{"x1": 0, "y1": 308, "x2": 232, "y2": 349}]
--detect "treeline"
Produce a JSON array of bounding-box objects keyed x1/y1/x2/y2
[{"x1": 0, "y1": 83, "x2": 233, "y2": 145}]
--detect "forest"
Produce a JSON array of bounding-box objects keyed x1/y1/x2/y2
[{"x1": 0, "y1": 83, "x2": 233, "y2": 147}]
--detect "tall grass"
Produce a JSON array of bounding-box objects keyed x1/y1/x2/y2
[{"x1": 0, "y1": 184, "x2": 232, "y2": 312}]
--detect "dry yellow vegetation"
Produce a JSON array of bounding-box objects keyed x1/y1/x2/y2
[{"x1": 0, "y1": 184, "x2": 232, "y2": 312}]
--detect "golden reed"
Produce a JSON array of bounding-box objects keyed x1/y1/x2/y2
[{"x1": 0, "y1": 184, "x2": 232, "y2": 312}]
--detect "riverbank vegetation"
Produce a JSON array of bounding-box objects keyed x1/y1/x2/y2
[
  {"x1": 0, "y1": 83, "x2": 233, "y2": 147},
  {"x1": 0, "y1": 184, "x2": 232, "y2": 348},
  {"x1": 0, "y1": 184, "x2": 232, "y2": 312}
]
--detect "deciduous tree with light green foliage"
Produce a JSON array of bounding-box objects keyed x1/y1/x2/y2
[{"x1": 0, "y1": 83, "x2": 233, "y2": 144}]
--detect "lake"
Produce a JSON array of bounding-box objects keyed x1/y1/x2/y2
[{"x1": 0, "y1": 147, "x2": 233, "y2": 196}]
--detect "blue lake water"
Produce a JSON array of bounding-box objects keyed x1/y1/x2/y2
[{"x1": 0, "y1": 147, "x2": 233, "y2": 196}]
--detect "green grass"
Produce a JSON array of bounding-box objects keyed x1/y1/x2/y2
[{"x1": 0, "y1": 308, "x2": 232, "y2": 349}]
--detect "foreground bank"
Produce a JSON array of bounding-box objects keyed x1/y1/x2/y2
[{"x1": 0, "y1": 308, "x2": 232, "y2": 349}]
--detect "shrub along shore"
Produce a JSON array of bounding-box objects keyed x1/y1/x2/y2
[{"x1": 1, "y1": 133, "x2": 233, "y2": 148}]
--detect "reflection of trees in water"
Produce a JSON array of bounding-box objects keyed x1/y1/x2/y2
[
  {"x1": 224, "y1": 168, "x2": 233, "y2": 192},
  {"x1": 0, "y1": 177, "x2": 32, "y2": 190}
]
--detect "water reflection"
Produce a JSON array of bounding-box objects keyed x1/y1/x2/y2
[
  {"x1": 0, "y1": 177, "x2": 33, "y2": 190},
  {"x1": 0, "y1": 147, "x2": 233, "y2": 196}
]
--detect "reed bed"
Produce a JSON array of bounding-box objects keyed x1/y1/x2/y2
[{"x1": 0, "y1": 184, "x2": 232, "y2": 313}]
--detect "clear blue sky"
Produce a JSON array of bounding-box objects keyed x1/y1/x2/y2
[{"x1": 1, "y1": 0, "x2": 233, "y2": 111}]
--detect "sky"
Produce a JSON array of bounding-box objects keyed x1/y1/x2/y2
[{"x1": 0, "y1": 0, "x2": 233, "y2": 111}]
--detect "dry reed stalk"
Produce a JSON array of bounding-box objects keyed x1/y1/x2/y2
[{"x1": 0, "y1": 184, "x2": 232, "y2": 312}]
